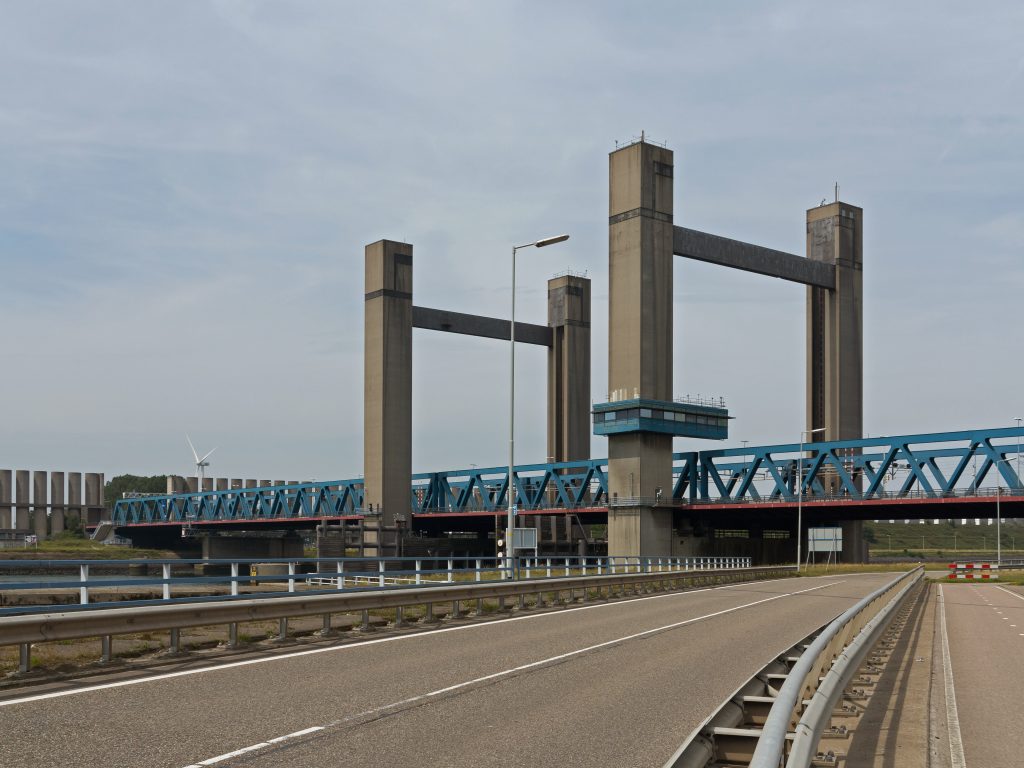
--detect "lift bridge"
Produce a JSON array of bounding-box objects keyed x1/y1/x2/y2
[{"x1": 113, "y1": 426, "x2": 1024, "y2": 527}]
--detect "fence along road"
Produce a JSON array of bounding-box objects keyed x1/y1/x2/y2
[
  {"x1": 939, "y1": 582, "x2": 1024, "y2": 768},
  {"x1": 0, "y1": 573, "x2": 895, "y2": 768}
]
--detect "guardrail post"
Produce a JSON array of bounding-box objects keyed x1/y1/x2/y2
[
  {"x1": 169, "y1": 628, "x2": 180, "y2": 653},
  {"x1": 18, "y1": 643, "x2": 30, "y2": 674},
  {"x1": 447, "y1": 558, "x2": 454, "y2": 583},
  {"x1": 228, "y1": 622, "x2": 239, "y2": 647},
  {"x1": 80, "y1": 564, "x2": 89, "y2": 605},
  {"x1": 288, "y1": 562, "x2": 296, "y2": 593},
  {"x1": 475, "y1": 559, "x2": 482, "y2": 582},
  {"x1": 451, "y1": 599, "x2": 461, "y2": 619},
  {"x1": 393, "y1": 606, "x2": 404, "y2": 628},
  {"x1": 337, "y1": 561, "x2": 345, "y2": 589},
  {"x1": 378, "y1": 560, "x2": 386, "y2": 588},
  {"x1": 162, "y1": 563, "x2": 171, "y2": 600},
  {"x1": 564, "y1": 558, "x2": 570, "y2": 577},
  {"x1": 231, "y1": 562, "x2": 239, "y2": 597},
  {"x1": 415, "y1": 559, "x2": 422, "y2": 586},
  {"x1": 100, "y1": 635, "x2": 112, "y2": 663},
  {"x1": 582, "y1": 557, "x2": 588, "y2": 576},
  {"x1": 546, "y1": 558, "x2": 552, "y2": 579},
  {"x1": 423, "y1": 601, "x2": 436, "y2": 623},
  {"x1": 278, "y1": 618, "x2": 288, "y2": 641}
]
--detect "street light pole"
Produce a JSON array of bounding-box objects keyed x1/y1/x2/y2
[
  {"x1": 1015, "y1": 417, "x2": 1022, "y2": 490},
  {"x1": 797, "y1": 426, "x2": 828, "y2": 572},
  {"x1": 507, "y1": 234, "x2": 569, "y2": 579}
]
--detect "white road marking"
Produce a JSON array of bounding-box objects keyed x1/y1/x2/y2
[
  {"x1": 938, "y1": 585, "x2": 967, "y2": 768},
  {"x1": 178, "y1": 580, "x2": 843, "y2": 768},
  {"x1": 0, "y1": 575, "x2": 808, "y2": 708},
  {"x1": 182, "y1": 727, "x2": 324, "y2": 767},
  {"x1": 995, "y1": 585, "x2": 1024, "y2": 603}
]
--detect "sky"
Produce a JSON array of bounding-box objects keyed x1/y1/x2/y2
[{"x1": 1, "y1": 1, "x2": 1022, "y2": 483}]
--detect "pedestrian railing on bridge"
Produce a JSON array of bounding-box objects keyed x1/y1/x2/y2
[
  {"x1": 0, "y1": 555, "x2": 750, "y2": 618},
  {"x1": 1, "y1": 556, "x2": 764, "y2": 674},
  {"x1": 111, "y1": 426, "x2": 1024, "y2": 524}
]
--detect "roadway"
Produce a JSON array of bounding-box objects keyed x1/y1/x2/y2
[
  {"x1": 939, "y1": 581, "x2": 1024, "y2": 768},
  {"x1": 0, "y1": 572, "x2": 896, "y2": 768}
]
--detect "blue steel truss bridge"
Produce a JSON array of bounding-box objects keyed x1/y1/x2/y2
[{"x1": 113, "y1": 426, "x2": 1024, "y2": 532}]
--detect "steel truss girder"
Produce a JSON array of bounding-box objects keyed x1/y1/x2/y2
[{"x1": 112, "y1": 427, "x2": 1024, "y2": 524}]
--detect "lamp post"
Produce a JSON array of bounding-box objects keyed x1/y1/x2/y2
[
  {"x1": 507, "y1": 234, "x2": 569, "y2": 578},
  {"x1": 797, "y1": 427, "x2": 828, "y2": 572},
  {"x1": 1015, "y1": 417, "x2": 1022, "y2": 490}
]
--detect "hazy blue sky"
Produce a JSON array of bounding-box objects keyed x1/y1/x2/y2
[{"x1": 2, "y1": 2, "x2": 1022, "y2": 482}]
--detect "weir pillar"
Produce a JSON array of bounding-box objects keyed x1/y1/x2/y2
[{"x1": 806, "y1": 202, "x2": 865, "y2": 562}]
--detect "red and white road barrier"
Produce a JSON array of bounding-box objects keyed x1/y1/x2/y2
[{"x1": 948, "y1": 562, "x2": 1000, "y2": 580}]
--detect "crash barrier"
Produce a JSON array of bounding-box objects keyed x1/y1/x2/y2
[
  {"x1": 1, "y1": 565, "x2": 793, "y2": 674},
  {"x1": 664, "y1": 566, "x2": 924, "y2": 768}
]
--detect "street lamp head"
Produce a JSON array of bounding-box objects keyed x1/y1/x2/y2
[{"x1": 534, "y1": 234, "x2": 569, "y2": 248}]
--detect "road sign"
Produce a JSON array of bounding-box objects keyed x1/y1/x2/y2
[{"x1": 511, "y1": 527, "x2": 537, "y2": 552}]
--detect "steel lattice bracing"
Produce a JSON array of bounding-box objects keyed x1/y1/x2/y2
[{"x1": 112, "y1": 426, "x2": 1024, "y2": 524}]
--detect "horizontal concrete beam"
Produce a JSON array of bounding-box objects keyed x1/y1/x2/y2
[
  {"x1": 673, "y1": 226, "x2": 835, "y2": 290},
  {"x1": 413, "y1": 306, "x2": 552, "y2": 346}
]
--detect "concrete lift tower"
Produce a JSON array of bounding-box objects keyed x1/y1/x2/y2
[{"x1": 598, "y1": 137, "x2": 864, "y2": 560}]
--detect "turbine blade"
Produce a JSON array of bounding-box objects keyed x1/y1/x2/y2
[
  {"x1": 186, "y1": 434, "x2": 200, "y2": 463},
  {"x1": 200, "y1": 447, "x2": 217, "y2": 463}
]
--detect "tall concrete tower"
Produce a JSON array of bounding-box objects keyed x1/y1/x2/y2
[
  {"x1": 806, "y1": 202, "x2": 864, "y2": 560},
  {"x1": 604, "y1": 140, "x2": 676, "y2": 554},
  {"x1": 364, "y1": 239, "x2": 413, "y2": 542}
]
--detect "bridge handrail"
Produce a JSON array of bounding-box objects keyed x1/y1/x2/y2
[
  {"x1": 748, "y1": 566, "x2": 924, "y2": 768},
  {"x1": 0, "y1": 555, "x2": 751, "y2": 617},
  {"x1": 1, "y1": 564, "x2": 787, "y2": 673}
]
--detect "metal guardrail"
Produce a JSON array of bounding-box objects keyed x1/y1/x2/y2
[
  {"x1": 751, "y1": 566, "x2": 923, "y2": 768},
  {"x1": 0, "y1": 555, "x2": 750, "y2": 617},
  {"x1": 665, "y1": 567, "x2": 923, "y2": 768},
  {"x1": 1, "y1": 564, "x2": 788, "y2": 674}
]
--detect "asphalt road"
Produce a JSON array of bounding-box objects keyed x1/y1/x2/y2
[
  {"x1": 940, "y1": 582, "x2": 1024, "y2": 768},
  {"x1": 0, "y1": 573, "x2": 895, "y2": 768}
]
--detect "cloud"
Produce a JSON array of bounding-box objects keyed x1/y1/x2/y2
[{"x1": 1, "y1": 2, "x2": 1023, "y2": 479}]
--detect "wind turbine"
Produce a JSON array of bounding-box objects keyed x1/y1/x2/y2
[{"x1": 186, "y1": 435, "x2": 216, "y2": 492}]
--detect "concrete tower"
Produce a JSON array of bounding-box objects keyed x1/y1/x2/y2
[
  {"x1": 605, "y1": 140, "x2": 676, "y2": 555},
  {"x1": 547, "y1": 274, "x2": 591, "y2": 464},
  {"x1": 806, "y1": 202, "x2": 864, "y2": 560},
  {"x1": 364, "y1": 239, "x2": 413, "y2": 538}
]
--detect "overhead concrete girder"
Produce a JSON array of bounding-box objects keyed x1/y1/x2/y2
[
  {"x1": 412, "y1": 306, "x2": 551, "y2": 346},
  {"x1": 674, "y1": 226, "x2": 836, "y2": 289}
]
